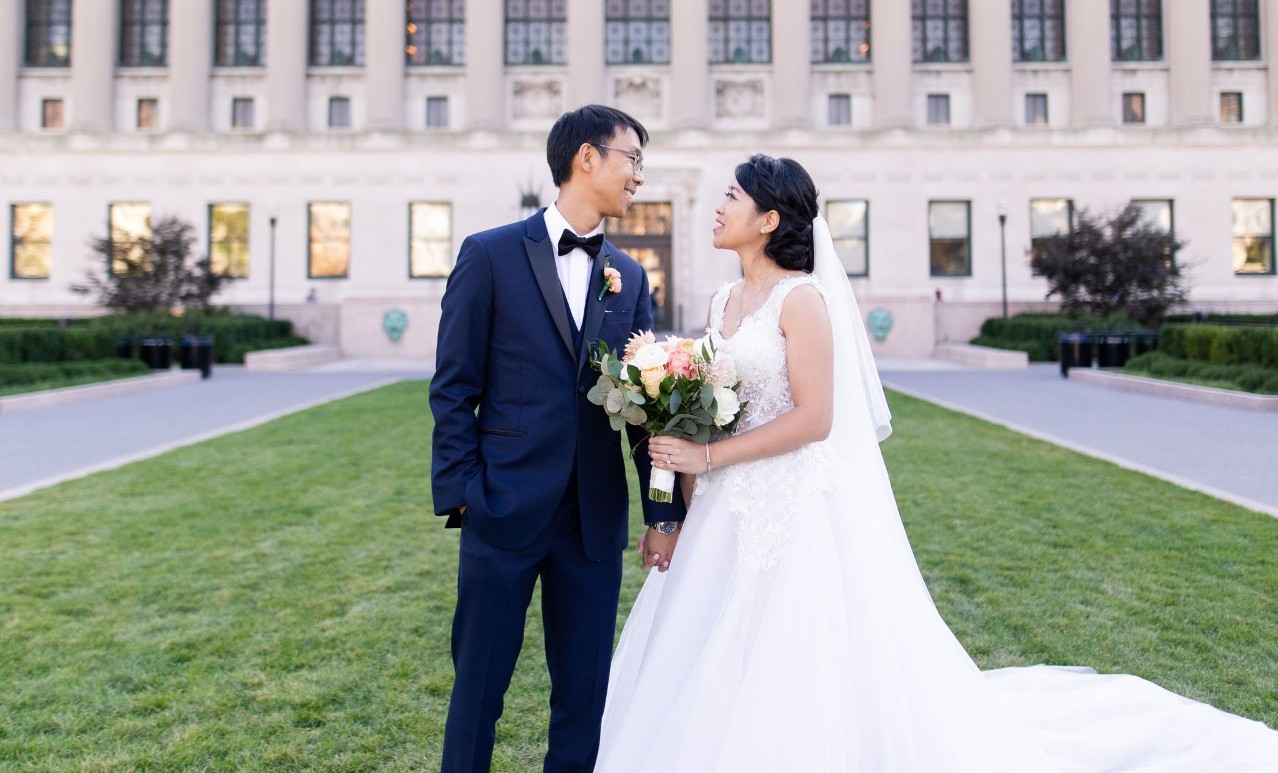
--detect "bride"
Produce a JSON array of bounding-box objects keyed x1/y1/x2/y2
[{"x1": 592, "y1": 155, "x2": 1278, "y2": 772}]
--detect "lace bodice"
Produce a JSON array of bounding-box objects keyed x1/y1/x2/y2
[{"x1": 696, "y1": 275, "x2": 838, "y2": 571}]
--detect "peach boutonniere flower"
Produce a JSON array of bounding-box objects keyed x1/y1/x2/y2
[{"x1": 599, "y1": 258, "x2": 622, "y2": 301}]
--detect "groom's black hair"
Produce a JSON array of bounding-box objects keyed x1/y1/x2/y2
[{"x1": 547, "y1": 105, "x2": 649, "y2": 187}]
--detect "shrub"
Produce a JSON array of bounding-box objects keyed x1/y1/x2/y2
[
  {"x1": 0, "y1": 328, "x2": 117, "y2": 365},
  {"x1": 0, "y1": 359, "x2": 150, "y2": 388},
  {"x1": 973, "y1": 313, "x2": 1146, "y2": 362},
  {"x1": 1125, "y1": 352, "x2": 1278, "y2": 394},
  {"x1": 1156, "y1": 323, "x2": 1278, "y2": 367}
]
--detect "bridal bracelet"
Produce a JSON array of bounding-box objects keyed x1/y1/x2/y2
[{"x1": 705, "y1": 443, "x2": 713, "y2": 473}]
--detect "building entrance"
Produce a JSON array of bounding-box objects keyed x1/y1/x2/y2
[{"x1": 606, "y1": 202, "x2": 674, "y2": 331}]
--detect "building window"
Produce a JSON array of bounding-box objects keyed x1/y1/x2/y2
[
  {"x1": 119, "y1": 0, "x2": 169, "y2": 67},
  {"x1": 308, "y1": 202, "x2": 351, "y2": 278},
  {"x1": 1012, "y1": 0, "x2": 1065, "y2": 62},
  {"x1": 41, "y1": 98, "x2": 64, "y2": 130},
  {"x1": 605, "y1": 202, "x2": 675, "y2": 328},
  {"x1": 209, "y1": 203, "x2": 250, "y2": 278},
  {"x1": 1220, "y1": 91, "x2": 1244, "y2": 124},
  {"x1": 215, "y1": 0, "x2": 266, "y2": 66},
  {"x1": 1131, "y1": 198, "x2": 1173, "y2": 237},
  {"x1": 810, "y1": 0, "x2": 870, "y2": 64},
  {"x1": 1232, "y1": 198, "x2": 1274, "y2": 275},
  {"x1": 827, "y1": 93, "x2": 852, "y2": 126},
  {"x1": 1029, "y1": 198, "x2": 1072, "y2": 273},
  {"x1": 928, "y1": 200, "x2": 970, "y2": 277},
  {"x1": 11, "y1": 204, "x2": 53, "y2": 280},
  {"x1": 24, "y1": 0, "x2": 71, "y2": 67},
  {"x1": 407, "y1": 0, "x2": 465, "y2": 66},
  {"x1": 230, "y1": 97, "x2": 255, "y2": 129},
  {"x1": 1121, "y1": 92, "x2": 1145, "y2": 124},
  {"x1": 409, "y1": 202, "x2": 453, "y2": 278},
  {"x1": 1111, "y1": 0, "x2": 1161, "y2": 61},
  {"x1": 136, "y1": 98, "x2": 159, "y2": 130},
  {"x1": 108, "y1": 203, "x2": 152, "y2": 275},
  {"x1": 505, "y1": 0, "x2": 567, "y2": 66},
  {"x1": 926, "y1": 94, "x2": 950, "y2": 126},
  {"x1": 426, "y1": 96, "x2": 449, "y2": 128},
  {"x1": 328, "y1": 96, "x2": 351, "y2": 129},
  {"x1": 605, "y1": 0, "x2": 671, "y2": 65},
  {"x1": 1025, "y1": 93, "x2": 1048, "y2": 125},
  {"x1": 1211, "y1": 0, "x2": 1260, "y2": 60},
  {"x1": 912, "y1": 0, "x2": 968, "y2": 63},
  {"x1": 708, "y1": 0, "x2": 772, "y2": 64},
  {"x1": 826, "y1": 199, "x2": 869, "y2": 276},
  {"x1": 311, "y1": 0, "x2": 365, "y2": 66}
]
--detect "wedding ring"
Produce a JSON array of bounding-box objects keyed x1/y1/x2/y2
[{"x1": 667, "y1": 454, "x2": 673, "y2": 465}]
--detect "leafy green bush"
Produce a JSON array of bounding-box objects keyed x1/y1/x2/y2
[
  {"x1": 0, "y1": 358, "x2": 150, "y2": 388},
  {"x1": 1125, "y1": 352, "x2": 1278, "y2": 394},
  {"x1": 0, "y1": 328, "x2": 117, "y2": 365},
  {"x1": 1157, "y1": 324, "x2": 1278, "y2": 368},
  {"x1": 973, "y1": 313, "x2": 1147, "y2": 362},
  {"x1": 1163, "y1": 313, "x2": 1277, "y2": 326}
]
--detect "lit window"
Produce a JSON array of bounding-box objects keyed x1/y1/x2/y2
[
  {"x1": 137, "y1": 98, "x2": 159, "y2": 130},
  {"x1": 120, "y1": 0, "x2": 168, "y2": 67},
  {"x1": 209, "y1": 203, "x2": 250, "y2": 278},
  {"x1": 605, "y1": 0, "x2": 671, "y2": 65},
  {"x1": 1220, "y1": 92, "x2": 1243, "y2": 124},
  {"x1": 1231, "y1": 199, "x2": 1274, "y2": 275},
  {"x1": 41, "y1": 98, "x2": 64, "y2": 130},
  {"x1": 928, "y1": 201, "x2": 970, "y2": 277},
  {"x1": 328, "y1": 96, "x2": 351, "y2": 129},
  {"x1": 927, "y1": 94, "x2": 950, "y2": 126},
  {"x1": 913, "y1": 0, "x2": 968, "y2": 63},
  {"x1": 311, "y1": 0, "x2": 365, "y2": 66},
  {"x1": 308, "y1": 202, "x2": 351, "y2": 278},
  {"x1": 811, "y1": 0, "x2": 870, "y2": 64},
  {"x1": 11, "y1": 203, "x2": 53, "y2": 280},
  {"x1": 426, "y1": 96, "x2": 449, "y2": 128},
  {"x1": 1025, "y1": 93, "x2": 1048, "y2": 126},
  {"x1": 1029, "y1": 198, "x2": 1072, "y2": 274},
  {"x1": 407, "y1": 0, "x2": 465, "y2": 66},
  {"x1": 708, "y1": 0, "x2": 771, "y2": 64},
  {"x1": 108, "y1": 203, "x2": 152, "y2": 275},
  {"x1": 505, "y1": 0, "x2": 567, "y2": 65},
  {"x1": 410, "y1": 203, "x2": 453, "y2": 278},
  {"x1": 1121, "y1": 92, "x2": 1145, "y2": 125},
  {"x1": 828, "y1": 94, "x2": 852, "y2": 126},
  {"x1": 231, "y1": 97, "x2": 255, "y2": 130},
  {"x1": 827, "y1": 200, "x2": 869, "y2": 276}
]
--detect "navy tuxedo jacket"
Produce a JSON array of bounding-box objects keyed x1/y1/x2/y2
[{"x1": 430, "y1": 210, "x2": 685, "y2": 560}]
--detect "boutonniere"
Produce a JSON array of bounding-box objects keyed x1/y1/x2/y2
[{"x1": 599, "y1": 258, "x2": 622, "y2": 301}]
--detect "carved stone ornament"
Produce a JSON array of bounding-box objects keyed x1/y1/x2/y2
[
  {"x1": 382, "y1": 308, "x2": 409, "y2": 342},
  {"x1": 512, "y1": 80, "x2": 564, "y2": 120},
  {"x1": 715, "y1": 79, "x2": 765, "y2": 119},
  {"x1": 614, "y1": 76, "x2": 663, "y2": 120}
]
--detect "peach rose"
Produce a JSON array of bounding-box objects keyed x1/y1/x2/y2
[{"x1": 603, "y1": 266, "x2": 622, "y2": 294}]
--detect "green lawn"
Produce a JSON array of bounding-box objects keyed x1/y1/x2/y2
[{"x1": 1, "y1": 382, "x2": 1275, "y2": 771}]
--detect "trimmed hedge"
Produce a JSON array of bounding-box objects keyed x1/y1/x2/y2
[
  {"x1": 1125, "y1": 352, "x2": 1278, "y2": 395},
  {"x1": 1164, "y1": 313, "x2": 1277, "y2": 326},
  {"x1": 0, "y1": 328, "x2": 117, "y2": 365},
  {"x1": 1158, "y1": 324, "x2": 1278, "y2": 368},
  {"x1": 0, "y1": 358, "x2": 150, "y2": 388},
  {"x1": 973, "y1": 314, "x2": 1147, "y2": 362}
]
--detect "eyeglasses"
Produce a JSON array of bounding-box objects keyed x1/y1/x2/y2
[{"x1": 593, "y1": 144, "x2": 644, "y2": 174}]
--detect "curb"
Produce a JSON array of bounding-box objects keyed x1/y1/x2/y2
[
  {"x1": 0, "y1": 370, "x2": 202, "y2": 414},
  {"x1": 1068, "y1": 369, "x2": 1278, "y2": 412}
]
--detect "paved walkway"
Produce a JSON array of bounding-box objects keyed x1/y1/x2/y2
[
  {"x1": 880, "y1": 364, "x2": 1278, "y2": 518},
  {"x1": 0, "y1": 366, "x2": 426, "y2": 502}
]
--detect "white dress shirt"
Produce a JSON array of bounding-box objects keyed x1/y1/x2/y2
[{"x1": 544, "y1": 203, "x2": 603, "y2": 330}]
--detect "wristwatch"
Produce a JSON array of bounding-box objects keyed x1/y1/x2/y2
[{"x1": 649, "y1": 521, "x2": 679, "y2": 535}]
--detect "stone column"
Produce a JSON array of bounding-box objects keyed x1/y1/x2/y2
[
  {"x1": 1168, "y1": 0, "x2": 1212, "y2": 125},
  {"x1": 0, "y1": 0, "x2": 21, "y2": 131},
  {"x1": 266, "y1": 0, "x2": 309, "y2": 132},
  {"x1": 567, "y1": 0, "x2": 606, "y2": 106},
  {"x1": 465, "y1": 0, "x2": 504, "y2": 129},
  {"x1": 70, "y1": 0, "x2": 118, "y2": 133},
  {"x1": 771, "y1": 0, "x2": 810, "y2": 129},
  {"x1": 1068, "y1": 0, "x2": 1112, "y2": 126},
  {"x1": 670, "y1": 0, "x2": 709, "y2": 129},
  {"x1": 366, "y1": 0, "x2": 405, "y2": 130},
  {"x1": 971, "y1": 0, "x2": 1013, "y2": 127},
  {"x1": 168, "y1": 0, "x2": 213, "y2": 132},
  {"x1": 871, "y1": 0, "x2": 912, "y2": 128},
  {"x1": 1269, "y1": 0, "x2": 1278, "y2": 125}
]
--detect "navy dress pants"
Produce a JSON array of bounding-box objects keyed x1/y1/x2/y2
[{"x1": 440, "y1": 487, "x2": 624, "y2": 773}]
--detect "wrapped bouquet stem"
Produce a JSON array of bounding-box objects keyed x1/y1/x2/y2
[{"x1": 588, "y1": 332, "x2": 746, "y2": 502}]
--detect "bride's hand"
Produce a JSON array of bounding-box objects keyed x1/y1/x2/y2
[{"x1": 649, "y1": 436, "x2": 703, "y2": 475}]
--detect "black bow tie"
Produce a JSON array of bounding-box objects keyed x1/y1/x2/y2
[{"x1": 557, "y1": 231, "x2": 604, "y2": 259}]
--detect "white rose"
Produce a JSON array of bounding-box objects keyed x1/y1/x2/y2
[
  {"x1": 710, "y1": 353, "x2": 737, "y2": 388},
  {"x1": 630, "y1": 343, "x2": 669, "y2": 371},
  {"x1": 712, "y1": 386, "x2": 741, "y2": 427}
]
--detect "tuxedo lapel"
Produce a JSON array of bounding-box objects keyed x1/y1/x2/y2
[
  {"x1": 578, "y1": 243, "x2": 611, "y2": 369},
  {"x1": 523, "y1": 213, "x2": 576, "y2": 360}
]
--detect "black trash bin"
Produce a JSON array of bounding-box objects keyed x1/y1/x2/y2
[
  {"x1": 138, "y1": 336, "x2": 174, "y2": 369},
  {"x1": 1058, "y1": 333, "x2": 1094, "y2": 377},
  {"x1": 113, "y1": 335, "x2": 134, "y2": 360},
  {"x1": 1096, "y1": 334, "x2": 1132, "y2": 368},
  {"x1": 179, "y1": 335, "x2": 215, "y2": 379}
]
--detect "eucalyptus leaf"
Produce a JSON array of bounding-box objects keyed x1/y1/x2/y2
[
  {"x1": 700, "y1": 387, "x2": 714, "y2": 409},
  {"x1": 609, "y1": 414, "x2": 627, "y2": 432},
  {"x1": 605, "y1": 388, "x2": 625, "y2": 414},
  {"x1": 669, "y1": 390, "x2": 682, "y2": 413}
]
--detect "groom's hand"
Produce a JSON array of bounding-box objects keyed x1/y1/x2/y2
[{"x1": 638, "y1": 527, "x2": 680, "y2": 573}]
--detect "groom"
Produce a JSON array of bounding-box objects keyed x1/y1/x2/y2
[{"x1": 430, "y1": 105, "x2": 686, "y2": 773}]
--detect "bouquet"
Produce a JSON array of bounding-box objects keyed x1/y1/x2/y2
[{"x1": 588, "y1": 331, "x2": 746, "y2": 502}]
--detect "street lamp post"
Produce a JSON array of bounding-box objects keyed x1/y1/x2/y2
[
  {"x1": 997, "y1": 199, "x2": 1009, "y2": 319},
  {"x1": 268, "y1": 207, "x2": 278, "y2": 321}
]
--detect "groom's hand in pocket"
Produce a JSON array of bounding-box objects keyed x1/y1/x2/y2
[{"x1": 638, "y1": 527, "x2": 680, "y2": 572}]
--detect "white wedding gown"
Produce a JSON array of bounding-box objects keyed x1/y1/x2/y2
[{"x1": 595, "y1": 276, "x2": 1278, "y2": 773}]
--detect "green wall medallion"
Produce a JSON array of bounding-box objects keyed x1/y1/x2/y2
[
  {"x1": 866, "y1": 308, "x2": 893, "y2": 342},
  {"x1": 382, "y1": 308, "x2": 409, "y2": 342}
]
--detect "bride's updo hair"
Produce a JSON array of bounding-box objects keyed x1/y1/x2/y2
[{"x1": 734, "y1": 154, "x2": 820, "y2": 273}]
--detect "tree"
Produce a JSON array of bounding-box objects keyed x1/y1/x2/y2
[
  {"x1": 73, "y1": 214, "x2": 227, "y2": 313},
  {"x1": 1030, "y1": 204, "x2": 1189, "y2": 327}
]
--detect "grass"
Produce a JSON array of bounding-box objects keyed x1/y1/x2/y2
[{"x1": 1, "y1": 382, "x2": 1275, "y2": 771}]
